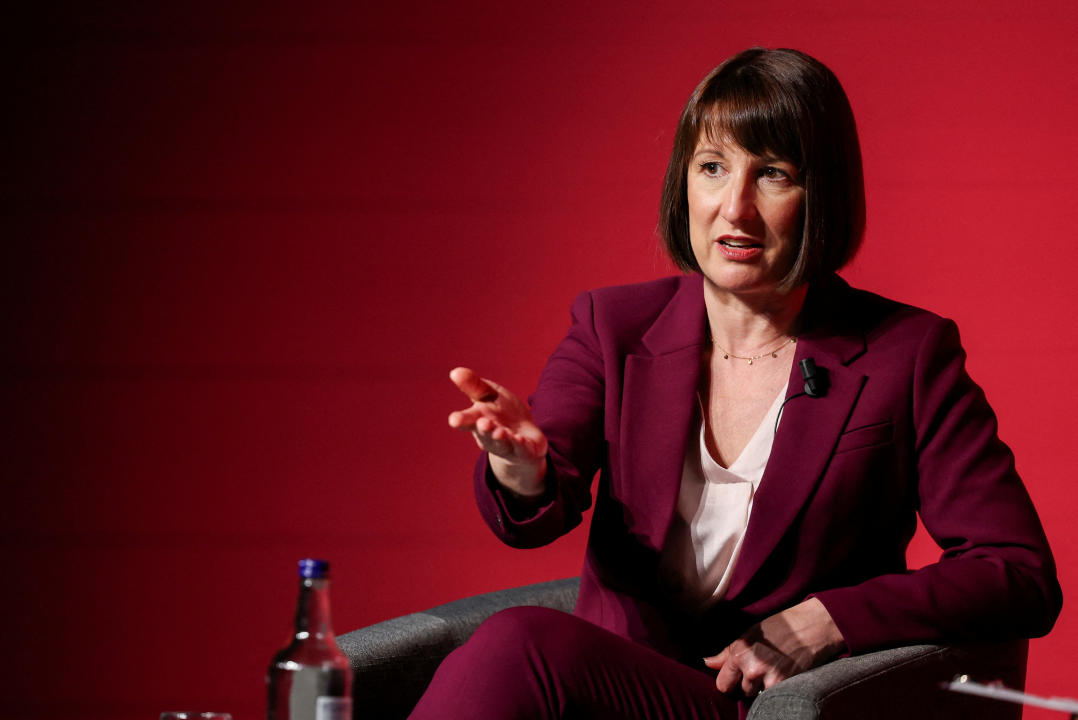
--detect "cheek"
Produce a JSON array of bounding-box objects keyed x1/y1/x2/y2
[
  {"x1": 686, "y1": 188, "x2": 709, "y2": 245},
  {"x1": 686, "y1": 184, "x2": 717, "y2": 233},
  {"x1": 688, "y1": 225, "x2": 707, "y2": 267},
  {"x1": 686, "y1": 184, "x2": 703, "y2": 224},
  {"x1": 773, "y1": 196, "x2": 805, "y2": 244}
]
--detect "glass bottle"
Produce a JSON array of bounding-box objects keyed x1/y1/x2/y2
[{"x1": 267, "y1": 559, "x2": 353, "y2": 720}]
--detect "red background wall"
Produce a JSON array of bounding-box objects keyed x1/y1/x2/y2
[{"x1": 3, "y1": 2, "x2": 1076, "y2": 718}]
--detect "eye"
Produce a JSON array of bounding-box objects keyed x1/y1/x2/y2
[
  {"x1": 698, "y1": 161, "x2": 723, "y2": 177},
  {"x1": 760, "y1": 166, "x2": 791, "y2": 182}
]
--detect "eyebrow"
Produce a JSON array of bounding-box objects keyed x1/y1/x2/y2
[
  {"x1": 692, "y1": 147, "x2": 792, "y2": 165},
  {"x1": 692, "y1": 147, "x2": 725, "y2": 160}
]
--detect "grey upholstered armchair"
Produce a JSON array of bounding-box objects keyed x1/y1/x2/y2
[{"x1": 338, "y1": 578, "x2": 1027, "y2": 719}]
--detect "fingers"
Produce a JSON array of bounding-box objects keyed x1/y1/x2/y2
[
  {"x1": 741, "y1": 669, "x2": 764, "y2": 698},
  {"x1": 447, "y1": 409, "x2": 516, "y2": 440},
  {"x1": 702, "y1": 648, "x2": 727, "y2": 669},
  {"x1": 446, "y1": 367, "x2": 549, "y2": 467},
  {"x1": 448, "y1": 411, "x2": 535, "y2": 463},
  {"x1": 713, "y1": 652, "x2": 741, "y2": 695},
  {"x1": 474, "y1": 417, "x2": 545, "y2": 458},
  {"x1": 709, "y1": 601, "x2": 844, "y2": 699},
  {"x1": 471, "y1": 423, "x2": 504, "y2": 453},
  {"x1": 446, "y1": 367, "x2": 501, "y2": 432},
  {"x1": 448, "y1": 407, "x2": 483, "y2": 430},
  {"x1": 450, "y1": 367, "x2": 499, "y2": 403},
  {"x1": 709, "y1": 642, "x2": 789, "y2": 697}
]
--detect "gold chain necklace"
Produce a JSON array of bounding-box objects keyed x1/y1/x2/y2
[{"x1": 710, "y1": 336, "x2": 796, "y2": 365}]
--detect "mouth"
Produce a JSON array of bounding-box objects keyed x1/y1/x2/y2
[
  {"x1": 716, "y1": 235, "x2": 765, "y2": 261},
  {"x1": 718, "y1": 236, "x2": 763, "y2": 249}
]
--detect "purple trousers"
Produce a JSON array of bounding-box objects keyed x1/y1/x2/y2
[{"x1": 408, "y1": 606, "x2": 739, "y2": 720}]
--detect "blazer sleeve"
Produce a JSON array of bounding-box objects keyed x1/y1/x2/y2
[
  {"x1": 473, "y1": 290, "x2": 607, "y2": 549},
  {"x1": 813, "y1": 317, "x2": 1063, "y2": 653}
]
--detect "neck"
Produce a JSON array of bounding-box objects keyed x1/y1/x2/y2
[
  {"x1": 703, "y1": 282, "x2": 808, "y2": 355},
  {"x1": 295, "y1": 576, "x2": 335, "y2": 639}
]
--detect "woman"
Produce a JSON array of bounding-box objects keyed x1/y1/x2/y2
[{"x1": 412, "y1": 48, "x2": 1062, "y2": 719}]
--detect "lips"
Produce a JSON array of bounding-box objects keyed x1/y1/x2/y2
[
  {"x1": 719, "y1": 236, "x2": 762, "y2": 248},
  {"x1": 717, "y1": 236, "x2": 764, "y2": 261}
]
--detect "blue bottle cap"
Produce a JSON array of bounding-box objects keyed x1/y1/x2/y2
[{"x1": 298, "y1": 558, "x2": 330, "y2": 579}]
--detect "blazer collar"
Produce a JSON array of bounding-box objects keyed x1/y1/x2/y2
[
  {"x1": 796, "y1": 274, "x2": 867, "y2": 366},
  {"x1": 641, "y1": 275, "x2": 708, "y2": 357},
  {"x1": 618, "y1": 275, "x2": 707, "y2": 550}
]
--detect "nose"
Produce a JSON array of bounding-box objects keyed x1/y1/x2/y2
[{"x1": 719, "y1": 173, "x2": 758, "y2": 224}]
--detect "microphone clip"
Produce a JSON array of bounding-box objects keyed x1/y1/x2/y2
[{"x1": 799, "y1": 358, "x2": 829, "y2": 398}]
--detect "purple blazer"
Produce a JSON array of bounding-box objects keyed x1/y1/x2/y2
[{"x1": 473, "y1": 274, "x2": 1062, "y2": 660}]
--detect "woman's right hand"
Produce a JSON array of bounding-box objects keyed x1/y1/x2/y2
[{"x1": 447, "y1": 367, "x2": 549, "y2": 498}]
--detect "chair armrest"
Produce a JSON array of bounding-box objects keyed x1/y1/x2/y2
[
  {"x1": 747, "y1": 640, "x2": 1028, "y2": 720},
  {"x1": 338, "y1": 578, "x2": 579, "y2": 719}
]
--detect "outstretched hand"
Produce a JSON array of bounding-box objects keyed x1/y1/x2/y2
[
  {"x1": 448, "y1": 367, "x2": 549, "y2": 497},
  {"x1": 704, "y1": 598, "x2": 846, "y2": 698}
]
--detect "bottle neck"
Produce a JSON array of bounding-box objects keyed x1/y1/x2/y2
[{"x1": 294, "y1": 576, "x2": 335, "y2": 640}]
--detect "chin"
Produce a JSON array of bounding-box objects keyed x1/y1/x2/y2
[{"x1": 702, "y1": 269, "x2": 778, "y2": 296}]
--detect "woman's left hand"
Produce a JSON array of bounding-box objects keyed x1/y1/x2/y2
[{"x1": 703, "y1": 597, "x2": 846, "y2": 698}]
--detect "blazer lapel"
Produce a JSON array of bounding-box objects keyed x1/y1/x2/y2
[
  {"x1": 725, "y1": 278, "x2": 868, "y2": 600},
  {"x1": 618, "y1": 277, "x2": 707, "y2": 550}
]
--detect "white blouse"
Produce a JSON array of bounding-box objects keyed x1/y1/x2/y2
[{"x1": 660, "y1": 382, "x2": 788, "y2": 610}]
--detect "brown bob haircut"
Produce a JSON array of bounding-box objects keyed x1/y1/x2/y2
[{"x1": 659, "y1": 48, "x2": 865, "y2": 292}]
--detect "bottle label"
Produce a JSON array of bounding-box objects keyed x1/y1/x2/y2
[{"x1": 316, "y1": 696, "x2": 352, "y2": 720}]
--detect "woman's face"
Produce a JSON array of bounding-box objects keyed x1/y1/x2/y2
[{"x1": 686, "y1": 135, "x2": 805, "y2": 299}]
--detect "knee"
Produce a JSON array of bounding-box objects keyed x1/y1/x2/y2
[
  {"x1": 476, "y1": 606, "x2": 567, "y2": 635},
  {"x1": 467, "y1": 606, "x2": 593, "y2": 672},
  {"x1": 468, "y1": 606, "x2": 572, "y2": 659},
  {"x1": 419, "y1": 607, "x2": 576, "y2": 717}
]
